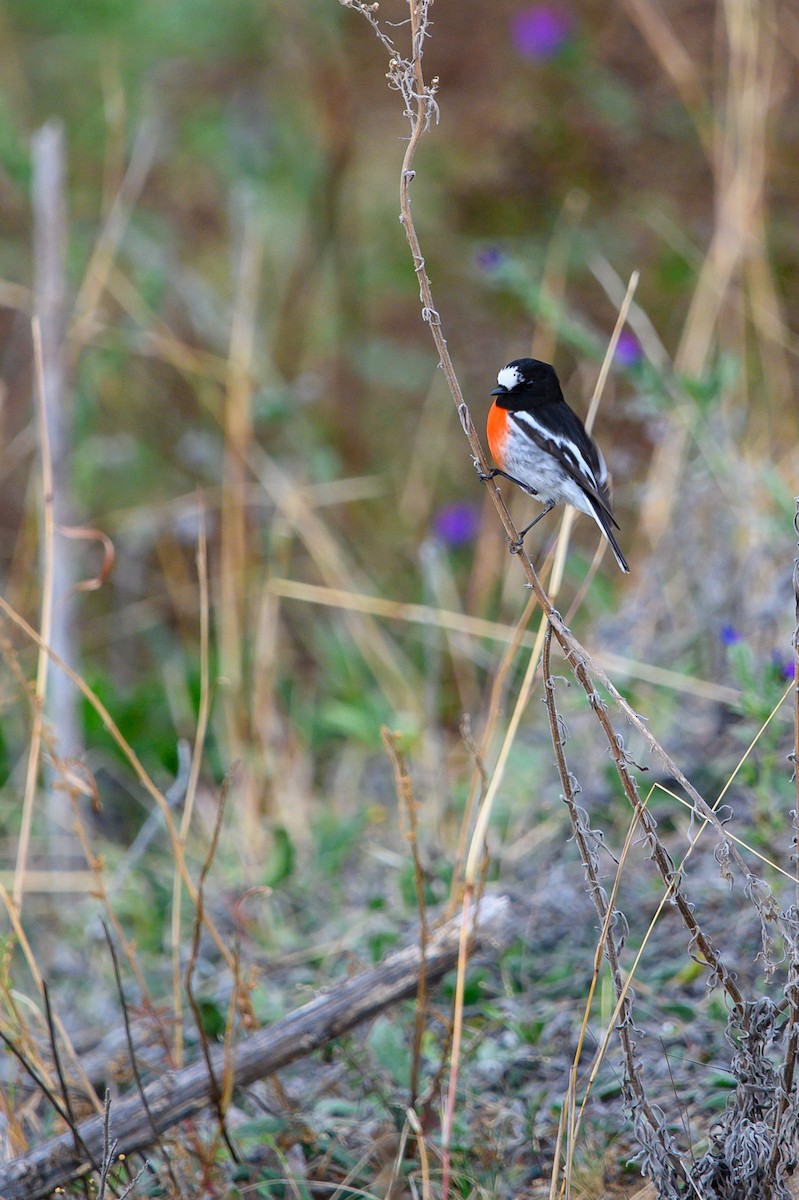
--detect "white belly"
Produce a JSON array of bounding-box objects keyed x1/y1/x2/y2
[{"x1": 501, "y1": 438, "x2": 596, "y2": 519}]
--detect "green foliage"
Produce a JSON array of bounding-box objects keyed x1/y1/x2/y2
[
  {"x1": 261, "y1": 827, "x2": 295, "y2": 888},
  {"x1": 366, "y1": 1015, "x2": 409, "y2": 1087},
  {"x1": 194, "y1": 995, "x2": 225, "y2": 1040}
]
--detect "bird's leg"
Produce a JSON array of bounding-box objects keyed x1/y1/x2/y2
[
  {"x1": 510, "y1": 500, "x2": 556, "y2": 553},
  {"x1": 478, "y1": 466, "x2": 538, "y2": 497}
]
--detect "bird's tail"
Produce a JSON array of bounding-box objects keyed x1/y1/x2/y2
[{"x1": 588, "y1": 499, "x2": 630, "y2": 574}]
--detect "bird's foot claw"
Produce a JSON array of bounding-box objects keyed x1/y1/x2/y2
[{"x1": 509, "y1": 537, "x2": 524, "y2": 555}]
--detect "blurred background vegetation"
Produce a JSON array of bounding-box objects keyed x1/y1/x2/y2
[{"x1": 0, "y1": 0, "x2": 798, "y2": 1192}]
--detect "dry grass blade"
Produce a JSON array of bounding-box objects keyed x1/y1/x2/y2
[
  {"x1": 381, "y1": 728, "x2": 428, "y2": 1107},
  {"x1": 268, "y1": 577, "x2": 740, "y2": 704},
  {"x1": 14, "y1": 318, "x2": 54, "y2": 912},
  {"x1": 406, "y1": 1106, "x2": 431, "y2": 1200},
  {"x1": 184, "y1": 768, "x2": 239, "y2": 1163},
  {"x1": 219, "y1": 206, "x2": 262, "y2": 849},
  {"x1": 171, "y1": 506, "x2": 212, "y2": 1066}
]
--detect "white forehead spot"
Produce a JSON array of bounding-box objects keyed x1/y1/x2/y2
[{"x1": 497, "y1": 365, "x2": 522, "y2": 390}]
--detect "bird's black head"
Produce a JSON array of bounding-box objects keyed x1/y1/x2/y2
[{"x1": 490, "y1": 358, "x2": 564, "y2": 408}]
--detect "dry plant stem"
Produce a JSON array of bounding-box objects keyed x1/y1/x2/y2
[
  {"x1": 31, "y1": 121, "x2": 80, "y2": 778},
  {"x1": 184, "y1": 771, "x2": 239, "y2": 1163},
  {"x1": 441, "y1": 886, "x2": 472, "y2": 1200},
  {"x1": 171, "y1": 509, "x2": 211, "y2": 1066},
  {"x1": 96, "y1": 1092, "x2": 114, "y2": 1200},
  {"x1": 406, "y1": 1106, "x2": 431, "y2": 1200},
  {"x1": 381, "y1": 729, "x2": 428, "y2": 1107},
  {"x1": 14, "y1": 319, "x2": 54, "y2": 912},
  {"x1": 0, "y1": 595, "x2": 234, "y2": 969},
  {"x1": 448, "y1": 588, "x2": 539, "y2": 915},
  {"x1": 548, "y1": 1102, "x2": 569, "y2": 1200},
  {"x1": 0, "y1": 895, "x2": 510, "y2": 1200},
  {"x1": 220, "y1": 209, "x2": 262, "y2": 847},
  {"x1": 541, "y1": 628, "x2": 688, "y2": 1186}
]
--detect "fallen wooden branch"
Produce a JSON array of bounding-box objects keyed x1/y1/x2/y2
[{"x1": 0, "y1": 893, "x2": 511, "y2": 1200}]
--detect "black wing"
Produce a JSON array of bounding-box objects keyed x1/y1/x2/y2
[{"x1": 510, "y1": 405, "x2": 619, "y2": 529}]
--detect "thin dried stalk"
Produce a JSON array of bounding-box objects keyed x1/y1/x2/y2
[
  {"x1": 381, "y1": 729, "x2": 429, "y2": 1108},
  {"x1": 32, "y1": 120, "x2": 80, "y2": 779},
  {"x1": 268, "y1": 577, "x2": 740, "y2": 704},
  {"x1": 184, "y1": 771, "x2": 238, "y2": 1162},
  {"x1": 14, "y1": 319, "x2": 54, "y2": 912},
  {"x1": 171, "y1": 508, "x2": 211, "y2": 1066},
  {"x1": 219, "y1": 204, "x2": 262, "y2": 847}
]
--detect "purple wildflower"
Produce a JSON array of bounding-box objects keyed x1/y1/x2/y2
[
  {"x1": 511, "y1": 5, "x2": 573, "y2": 61},
  {"x1": 614, "y1": 330, "x2": 642, "y2": 367},
  {"x1": 720, "y1": 624, "x2": 742, "y2": 647},
  {"x1": 476, "y1": 246, "x2": 505, "y2": 273},
  {"x1": 771, "y1": 652, "x2": 796, "y2": 680},
  {"x1": 433, "y1": 502, "x2": 480, "y2": 547}
]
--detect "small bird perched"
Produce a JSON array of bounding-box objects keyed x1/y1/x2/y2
[{"x1": 484, "y1": 357, "x2": 629, "y2": 573}]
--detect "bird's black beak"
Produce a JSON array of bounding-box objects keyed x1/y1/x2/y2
[{"x1": 490, "y1": 385, "x2": 508, "y2": 396}]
